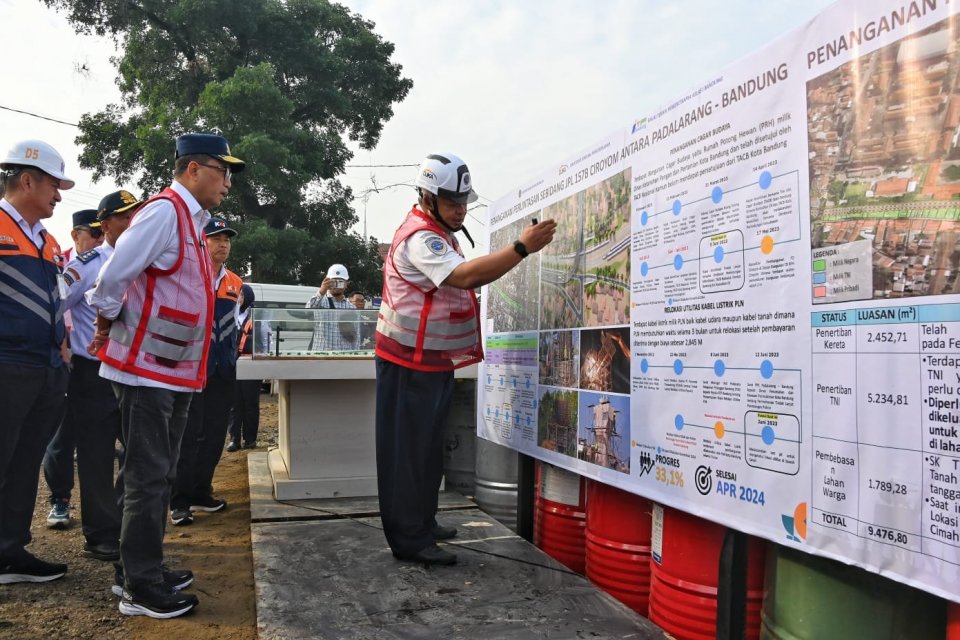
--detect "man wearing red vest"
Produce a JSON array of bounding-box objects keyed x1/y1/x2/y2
[
  {"x1": 0, "y1": 139, "x2": 74, "y2": 585},
  {"x1": 86, "y1": 133, "x2": 244, "y2": 618},
  {"x1": 375, "y1": 153, "x2": 556, "y2": 565}
]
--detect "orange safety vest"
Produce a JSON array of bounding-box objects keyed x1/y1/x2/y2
[
  {"x1": 375, "y1": 206, "x2": 483, "y2": 372},
  {"x1": 97, "y1": 188, "x2": 214, "y2": 389},
  {"x1": 0, "y1": 208, "x2": 65, "y2": 367}
]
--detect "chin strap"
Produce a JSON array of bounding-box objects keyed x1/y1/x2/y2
[{"x1": 424, "y1": 191, "x2": 476, "y2": 248}]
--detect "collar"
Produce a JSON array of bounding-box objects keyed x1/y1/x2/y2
[
  {"x1": 0, "y1": 197, "x2": 45, "y2": 236},
  {"x1": 169, "y1": 180, "x2": 204, "y2": 217}
]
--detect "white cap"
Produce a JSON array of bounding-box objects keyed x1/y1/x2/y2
[
  {"x1": 1, "y1": 140, "x2": 75, "y2": 189},
  {"x1": 326, "y1": 263, "x2": 349, "y2": 280}
]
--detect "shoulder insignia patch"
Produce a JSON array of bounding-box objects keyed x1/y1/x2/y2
[
  {"x1": 76, "y1": 249, "x2": 99, "y2": 264},
  {"x1": 424, "y1": 234, "x2": 447, "y2": 256}
]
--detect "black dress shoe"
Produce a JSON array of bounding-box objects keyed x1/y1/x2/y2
[
  {"x1": 226, "y1": 441, "x2": 240, "y2": 452},
  {"x1": 83, "y1": 542, "x2": 120, "y2": 561},
  {"x1": 431, "y1": 525, "x2": 457, "y2": 540},
  {"x1": 396, "y1": 544, "x2": 457, "y2": 566}
]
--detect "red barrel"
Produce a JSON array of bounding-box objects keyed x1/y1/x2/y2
[
  {"x1": 534, "y1": 461, "x2": 586, "y2": 574},
  {"x1": 585, "y1": 480, "x2": 652, "y2": 615},
  {"x1": 949, "y1": 602, "x2": 960, "y2": 640},
  {"x1": 648, "y1": 504, "x2": 765, "y2": 640}
]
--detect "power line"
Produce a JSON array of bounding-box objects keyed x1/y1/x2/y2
[
  {"x1": 0, "y1": 104, "x2": 78, "y2": 127},
  {"x1": 345, "y1": 163, "x2": 417, "y2": 168}
]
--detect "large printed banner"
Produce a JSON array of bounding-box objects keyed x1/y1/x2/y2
[{"x1": 478, "y1": 0, "x2": 960, "y2": 602}]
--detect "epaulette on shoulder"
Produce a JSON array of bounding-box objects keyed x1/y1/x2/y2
[{"x1": 76, "y1": 249, "x2": 99, "y2": 264}]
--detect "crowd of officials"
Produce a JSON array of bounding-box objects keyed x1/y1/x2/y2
[
  {"x1": 0, "y1": 132, "x2": 556, "y2": 620},
  {"x1": 0, "y1": 133, "x2": 265, "y2": 619}
]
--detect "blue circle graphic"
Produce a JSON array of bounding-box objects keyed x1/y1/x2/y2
[
  {"x1": 640, "y1": 261, "x2": 649, "y2": 277},
  {"x1": 672, "y1": 199, "x2": 682, "y2": 216},
  {"x1": 714, "y1": 359, "x2": 725, "y2": 376},
  {"x1": 711, "y1": 186, "x2": 723, "y2": 203},
  {"x1": 674, "y1": 414, "x2": 684, "y2": 431},
  {"x1": 760, "y1": 360, "x2": 774, "y2": 379},
  {"x1": 713, "y1": 245, "x2": 725, "y2": 263},
  {"x1": 761, "y1": 425, "x2": 776, "y2": 445},
  {"x1": 640, "y1": 358, "x2": 649, "y2": 374},
  {"x1": 673, "y1": 254, "x2": 684, "y2": 271},
  {"x1": 759, "y1": 171, "x2": 773, "y2": 190},
  {"x1": 641, "y1": 210, "x2": 649, "y2": 226},
  {"x1": 673, "y1": 359, "x2": 684, "y2": 375},
  {"x1": 667, "y1": 297, "x2": 673, "y2": 305}
]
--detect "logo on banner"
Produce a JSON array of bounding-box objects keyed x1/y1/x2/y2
[
  {"x1": 782, "y1": 502, "x2": 807, "y2": 542},
  {"x1": 637, "y1": 450, "x2": 654, "y2": 478},
  {"x1": 694, "y1": 465, "x2": 713, "y2": 495},
  {"x1": 558, "y1": 164, "x2": 568, "y2": 175},
  {"x1": 631, "y1": 117, "x2": 648, "y2": 133}
]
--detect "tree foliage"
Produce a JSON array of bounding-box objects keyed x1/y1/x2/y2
[{"x1": 43, "y1": 0, "x2": 412, "y2": 293}]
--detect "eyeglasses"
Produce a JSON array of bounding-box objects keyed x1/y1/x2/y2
[
  {"x1": 74, "y1": 225, "x2": 103, "y2": 239},
  {"x1": 194, "y1": 162, "x2": 232, "y2": 182}
]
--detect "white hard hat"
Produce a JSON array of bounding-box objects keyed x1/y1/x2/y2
[
  {"x1": 326, "y1": 263, "x2": 349, "y2": 280},
  {"x1": 1, "y1": 140, "x2": 75, "y2": 189},
  {"x1": 414, "y1": 152, "x2": 478, "y2": 204}
]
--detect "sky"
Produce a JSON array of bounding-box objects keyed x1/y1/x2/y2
[{"x1": 0, "y1": 0, "x2": 836, "y2": 262}]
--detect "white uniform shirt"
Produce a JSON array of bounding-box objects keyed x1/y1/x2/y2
[
  {"x1": 394, "y1": 229, "x2": 466, "y2": 289},
  {"x1": 86, "y1": 181, "x2": 210, "y2": 392}
]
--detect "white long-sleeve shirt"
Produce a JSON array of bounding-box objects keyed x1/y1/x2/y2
[{"x1": 86, "y1": 180, "x2": 211, "y2": 392}]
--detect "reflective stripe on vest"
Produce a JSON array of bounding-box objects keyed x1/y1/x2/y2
[
  {"x1": 98, "y1": 188, "x2": 213, "y2": 388},
  {"x1": 374, "y1": 206, "x2": 483, "y2": 371}
]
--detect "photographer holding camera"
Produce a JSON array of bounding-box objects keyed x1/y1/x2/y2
[{"x1": 306, "y1": 263, "x2": 359, "y2": 351}]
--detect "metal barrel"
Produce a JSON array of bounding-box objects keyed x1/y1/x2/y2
[
  {"x1": 441, "y1": 380, "x2": 477, "y2": 496},
  {"x1": 534, "y1": 461, "x2": 586, "y2": 574},
  {"x1": 474, "y1": 437, "x2": 519, "y2": 532}
]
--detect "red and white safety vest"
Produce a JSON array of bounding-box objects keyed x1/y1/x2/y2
[
  {"x1": 375, "y1": 206, "x2": 483, "y2": 371},
  {"x1": 97, "y1": 188, "x2": 214, "y2": 389}
]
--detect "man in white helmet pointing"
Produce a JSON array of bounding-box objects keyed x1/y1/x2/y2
[{"x1": 375, "y1": 152, "x2": 556, "y2": 565}]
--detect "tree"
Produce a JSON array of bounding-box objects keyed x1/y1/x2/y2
[{"x1": 43, "y1": 0, "x2": 412, "y2": 293}]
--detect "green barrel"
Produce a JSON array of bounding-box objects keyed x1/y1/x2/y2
[{"x1": 761, "y1": 545, "x2": 945, "y2": 640}]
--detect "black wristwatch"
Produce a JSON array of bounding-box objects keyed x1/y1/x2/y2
[{"x1": 513, "y1": 240, "x2": 529, "y2": 258}]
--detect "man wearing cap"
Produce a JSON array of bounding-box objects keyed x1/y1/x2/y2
[
  {"x1": 42, "y1": 207, "x2": 106, "y2": 530},
  {"x1": 306, "y1": 263, "x2": 359, "y2": 351},
  {"x1": 227, "y1": 283, "x2": 266, "y2": 452},
  {"x1": 375, "y1": 152, "x2": 555, "y2": 566},
  {"x1": 86, "y1": 133, "x2": 244, "y2": 618},
  {"x1": 170, "y1": 216, "x2": 242, "y2": 525},
  {"x1": 43, "y1": 190, "x2": 141, "y2": 563},
  {"x1": 0, "y1": 139, "x2": 74, "y2": 584}
]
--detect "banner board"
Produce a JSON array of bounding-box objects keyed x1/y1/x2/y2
[{"x1": 479, "y1": 0, "x2": 960, "y2": 602}]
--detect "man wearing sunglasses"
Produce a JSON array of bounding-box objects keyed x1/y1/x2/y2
[{"x1": 86, "y1": 133, "x2": 244, "y2": 619}]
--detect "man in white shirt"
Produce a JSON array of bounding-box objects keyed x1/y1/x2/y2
[{"x1": 86, "y1": 133, "x2": 244, "y2": 619}]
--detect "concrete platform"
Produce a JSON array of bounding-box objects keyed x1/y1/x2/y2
[{"x1": 248, "y1": 452, "x2": 666, "y2": 640}]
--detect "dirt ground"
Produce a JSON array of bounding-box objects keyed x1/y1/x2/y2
[{"x1": 0, "y1": 394, "x2": 280, "y2": 640}]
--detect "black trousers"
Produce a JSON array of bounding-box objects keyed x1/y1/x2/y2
[
  {"x1": 113, "y1": 383, "x2": 191, "y2": 589},
  {"x1": 0, "y1": 362, "x2": 67, "y2": 560},
  {"x1": 66, "y1": 357, "x2": 122, "y2": 546},
  {"x1": 42, "y1": 410, "x2": 75, "y2": 501},
  {"x1": 229, "y1": 378, "x2": 261, "y2": 446},
  {"x1": 172, "y1": 373, "x2": 234, "y2": 508},
  {"x1": 375, "y1": 357, "x2": 454, "y2": 557}
]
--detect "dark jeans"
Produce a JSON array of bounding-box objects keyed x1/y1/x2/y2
[
  {"x1": 112, "y1": 382, "x2": 191, "y2": 589},
  {"x1": 42, "y1": 411, "x2": 75, "y2": 502},
  {"x1": 0, "y1": 363, "x2": 68, "y2": 560},
  {"x1": 229, "y1": 378, "x2": 261, "y2": 445},
  {"x1": 375, "y1": 357, "x2": 454, "y2": 557},
  {"x1": 172, "y1": 374, "x2": 233, "y2": 508},
  {"x1": 67, "y1": 357, "x2": 122, "y2": 546}
]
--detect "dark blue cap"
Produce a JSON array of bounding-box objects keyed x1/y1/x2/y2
[
  {"x1": 72, "y1": 209, "x2": 99, "y2": 228},
  {"x1": 204, "y1": 216, "x2": 238, "y2": 238},
  {"x1": 175, "y1": 133, "x2": 245, "y2": 172}
]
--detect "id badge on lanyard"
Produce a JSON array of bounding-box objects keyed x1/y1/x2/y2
[{"x1": 56, "y1": 272, "x2": 69, "y2": 300}]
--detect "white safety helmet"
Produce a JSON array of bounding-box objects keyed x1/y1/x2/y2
[
  {"x1": 414, "y1": 152, "x2": 478, "y2": 204},
  {"x1": 1, "y1": 139, "x2": 75, "y2": 189},
  {"x1": 326, "y1": 263, "x2": 349, "y2": 280}
]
